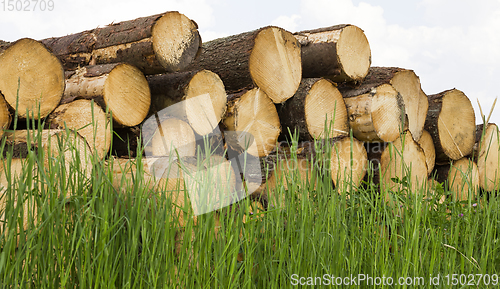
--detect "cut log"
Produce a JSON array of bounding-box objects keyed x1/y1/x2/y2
[
  {"x1": 379, "y1": 67, "x2": 428, "y2": 141},
  {"x1": 106, "y1": 157, "x2": 191, "y2": 226},
  {"x1": 424, "y1": 89, "x2": 475, "y2": 164},
  {"x1": 475, "y1": 123, "x2": 500, "y2": 192},
  {"x1": 187, "y1": 26, "x2": 302, "y2": 103},
  {"x1": 47, "y1": 99, "x2": 111, "y2": 160},
  {"x1": 339, "y1": 83, "x2": 406, "y2": 142},
  {"x1": 339, "y1": 67, "x2": 428, "y2": 141},
  {"x1": 294, "y1": 25, "x2": 371, "y2": 83},
  {"x1": 0, "y1": 93, "x2": 11, "y2": 138},
  {"x1": 42, "y1": 130, "x2": 94, "y2": 194},
  {"x1": 277, "y1": 78, "x2": 349, "y2": 141},
  {"x1": 263, "y1": 156, "x2": 316, "y2": 208},
  {"x1": 63, "y1": 63, "x2": 151, "y2": 127},
  {"x1": 380, "y1": 130, "x2": 428, "y2": 194},
  {"x1": 149, "y1": 117, "x2": 197, "y2": 159},
  {"x1": 41, "y1": 11, "x2": 201, "y2": 74},
  {"x1": 447, "y1": 158, "x2": 479, "y2": 201},
  {"x1": 0, "y1": 38, "x2": 65, "y2": 119},
  {"x1": 330, "y1": 136, "x2": 368, "y2": 195},
  {"x1": 4, "y1": 129, "x2": 62, "y2": 158},
  {"x1": 0, "y1": 158, "x2": 38, "y2": 245},
  {"x1": 180, "y1": 155, "x2": 239, "y2": 215},
  {"x1": 147, "y1": 70, "x2": 227, "y2": 136},
  {"x1": 223, "y1": 88, "x2": 281, "y2": 157},
  {"x1": 417, "y1": 130, "x2": 436, "y2": 175}
]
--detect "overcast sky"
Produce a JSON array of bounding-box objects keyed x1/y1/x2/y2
[{"x1": 1, "y1": 0, "x2": 499, "y2": 125}]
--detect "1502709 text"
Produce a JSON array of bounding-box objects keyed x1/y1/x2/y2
[{"x1": 1, "y1": 0, "x2": 54, "y2": 11}]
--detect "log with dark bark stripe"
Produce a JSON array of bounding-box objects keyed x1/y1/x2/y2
[
  {"x1": 63, "y1": 63, "x2": 151, "y2": 127},
  {"x1": 0, "y1": 38, "x2": 65, "y2": 119},
  {"x1": 277, "y1": 78, "x2": 349, "y2": 141},
  {"x1": 41, "y1": 11, "x2": 201, "y2": 74},
  {"x1": 186, "y1": 26, "x2": 302, "y2": 103},
  {"x1": 424, "y1": 89, "x2": 475, "y2": 164},
  {"x1": 147, "y1": 70, "x2": 227, "y2": 136},
  {"x1": 294, "y1": 25, "x2": 371, "y2": 83}
]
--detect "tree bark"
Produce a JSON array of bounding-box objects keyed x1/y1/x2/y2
[
  {"x1": 277, "y1": 78, "x2": 349, "y2": 141},
  {"x1": 0, "y1": 38, "x2": 65, "y2": 119},
  {"x1": 41, "y1": 11, "x2": 201, "y2": 74},
  {"x1": 0, "y1": 93, "x2": 11, "y2": 138},
  {"x1": 338, "y1": 81, "x2": 407, "y2": 143},
  {"x1": 222, "y1": 88, "x2": 281, "y2": 157},
  {"x1": 47, "y1": 99, "x2": 111, "y2": 160},
  {"x1": 294, "y1": 25, "x2": 371, "y2": 83},
  {"x1": 147, "y1": 70, "x2": 227, "y2": 136},
  {"x1": 424, "y1": 89, "x2": 475, "y2": 164},
  {"x1": 63, "y1": 63, "x2": 151, "y2": 127},
  {"x1": 474, "y1": 123, "x2": 500, "y2": 192},
  {"x1": 186, "y1": 26, "x2": 302, "y2": 103}
]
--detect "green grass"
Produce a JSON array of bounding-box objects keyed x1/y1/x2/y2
[{"x1": 0, "y1": 123, "x2": 499, "y2": 289}]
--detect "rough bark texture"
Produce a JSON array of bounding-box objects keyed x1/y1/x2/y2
[
  {"x1": 41, "y1": 11, "x2": 201, "y2": 74},
  {"x1": 424, "y1": 89, "x2": 475, "y2": 164},
  {"x1": 0, "y1": 94, "x2": 11, "y2": 139},
  {"x1": 294, "y1": 24, "x2": 371, "y2": 83},
  {"x1": 186, "y1": 26, "x2": 302, "y2": 103},
  {"x1": 64, "y1": 63, "x2": 151, "y2": 127},
  {"x1": 277, "y1": 78, "x2": 349, "y2": 141},
  {"x1": 147, "y1": 70, "x2": 227, "y2": 136}
]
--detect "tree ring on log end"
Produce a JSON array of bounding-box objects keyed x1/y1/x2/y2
[
  {"x1": 184, "y1": 70, "x2": 227, "y2": 135},
  {"x1": 304, "y1": 78, "x2": 349, "y2": 139},
  {"x1": 249, "y1": 27, "x2": 302, "y2": 104},
  {"x1": 337, "y1": 25, "x2": 371, "y2": 82},
  {"x1": 104, "y1": 63, "x2": 151, "y2": 126},
  {"x1": 152, "y1": 11, "x2": 201, "y2": 72},
  {"x1": 0, "y1": 38, "x2": 64, "y2": 119},
  {"x1": 438, "y1": 89, "x2": 475, "y2": 160}
]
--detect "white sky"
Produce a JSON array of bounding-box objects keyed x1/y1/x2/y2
[{"x1": 1, "y1": 0, "x2": 499, "y2": 125}]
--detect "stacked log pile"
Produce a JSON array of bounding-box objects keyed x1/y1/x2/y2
[{"x1": 0, "y1": 10, "x2": 497, "y2": 231}]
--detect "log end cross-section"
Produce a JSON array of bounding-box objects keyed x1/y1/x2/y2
[
  {"x1": 249, "y1": 27, "x2": 302, "y2": 104},
  {"x1": 104, "y1": 63, "x2": 151, "y2": 127},
  {"x1": 0, "y1": 38, "x2": 64, "y2": 119},
  {"x1": 425, "y1": 89, "x2": 475, "y2": 163},
  {"x1": 152, "y1": 11, "x2": 202, "y2": 72}
]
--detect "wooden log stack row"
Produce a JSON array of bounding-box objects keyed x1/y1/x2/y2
[{"x1": 0, "y1": 10, "x2": 498, "y2": 227}]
